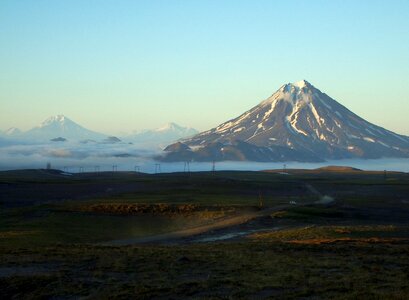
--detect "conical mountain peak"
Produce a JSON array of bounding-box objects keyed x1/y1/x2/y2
[
  {"x1": 163, "y1": 80, "x2": 409, "y2": 162},
  {"x1": 25, "y1": 115, "x2": 106, "y2": 141},
  {"x1": 40, "y1": 115, "x2": 71, "y2": 127},
  {"x1": 265, "y1": 80, "x2": 318, "y2": 108},
  {"x1": 279, "y1": 80, "x2": 315, "y2": 94},
  {"x1": 292, "y1": 79, "x2": 311, "y2": 89}
]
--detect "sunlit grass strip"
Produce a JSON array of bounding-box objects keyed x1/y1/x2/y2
[{"x1": 248, "y1": 225, "x2": 409, "y2": 241}]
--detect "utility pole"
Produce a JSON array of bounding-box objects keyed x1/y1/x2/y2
[
  {"x1": 258, "y1": 190, "x2": 264, "y2": 208},
  {"x1": 155, "y1": 163, "x2": 161, "y2": 174},
  {"x1": 212, "y1": 160, "x2": 216, "y2": 173},
  {"x1": 184, "y1": 161, "x2": 190, "y2": 173},
  {"x1": 112, "y1": 165, "x2": 117, "y2": 172}
]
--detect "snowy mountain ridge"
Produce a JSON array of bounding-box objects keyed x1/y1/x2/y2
[{"x1": 1, "y1": 116, "x2": 198, "y2": 148}]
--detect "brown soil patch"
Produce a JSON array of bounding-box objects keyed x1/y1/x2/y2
[
  {"x1": 0, "y1": 231, "x2": 39, "y2": 238},
  {"x1": 80, "y1": 203, "x2": 237, "y2": 216}
]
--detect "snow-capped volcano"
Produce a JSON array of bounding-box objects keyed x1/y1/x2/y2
[
  {"x1": 162, "y1": 80, "x2": 409, "y2": 162},
  {"x1": 127, "y1": 122, "x2": 198, "y2": 147},
  {"x1": 23, "y1": 115, "x2": 106, "y2": 141},
  {"x1": 154, "y1": 122, "x2": 197, "y2": 134}
]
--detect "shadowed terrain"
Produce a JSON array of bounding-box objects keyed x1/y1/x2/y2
[{"x1": 1, "y1": 168, "x2": 409, "y2": 299}]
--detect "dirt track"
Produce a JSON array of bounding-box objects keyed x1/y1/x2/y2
[{"x1": 108, "y1": 204, "x2": 292, "y2": 245}]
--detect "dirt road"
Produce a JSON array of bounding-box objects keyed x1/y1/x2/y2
[{"x1": 108, "y1": 204, "x2": 291, "y2": 245}]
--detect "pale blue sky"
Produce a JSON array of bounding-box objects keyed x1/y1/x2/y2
[{"x1": 1, "y1": 0, "x2": 409, "y2": 135}]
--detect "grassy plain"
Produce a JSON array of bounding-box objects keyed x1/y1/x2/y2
[{"x1": 1, "y1": 168, "x2": 409, "y2": 298}]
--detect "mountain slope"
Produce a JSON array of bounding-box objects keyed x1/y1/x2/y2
[
  {"x1": 22, "y1": 115, "x2": 106, "y2": 141},
  {"x1": 162, "y1": 80, "x2": 409, "y2": 162},
  {"x1": 2, "y1": 127, "x2": 22, "y2": 137}
]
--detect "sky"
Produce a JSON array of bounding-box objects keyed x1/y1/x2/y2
[{"x1": 1, "y1": 0, "x2": 409, "y2": 135}]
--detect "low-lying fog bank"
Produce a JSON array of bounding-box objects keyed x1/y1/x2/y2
[{"x1": 0, "y1": 143, "x2": 408, "y2": 173}]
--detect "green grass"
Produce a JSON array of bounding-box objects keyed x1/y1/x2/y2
[{"x1": 1, "y1": 239, "x2": 409, "y2": 299}]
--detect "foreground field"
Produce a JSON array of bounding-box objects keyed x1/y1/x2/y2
[
  {"x1": 1, "y1": 168, "x2": 409, "y2": 298},
  {"x1": 2, "y1": 231, "x2": 409, "y2": 299}
]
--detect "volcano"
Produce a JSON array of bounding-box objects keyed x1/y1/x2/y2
[{"x1": 162, "y1": 80, "x2": 409, "y2": 162}]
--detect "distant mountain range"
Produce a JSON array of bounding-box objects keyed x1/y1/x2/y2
[
  {"x1": 0, "y1": 115, "x2": 198, "y2": 147},
  {"x1": 161, "y1": 80, "x2": 409, "y2": 162},
  {"x1": 0, "y1": 115, "x2": 107, "y2": 142}
]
